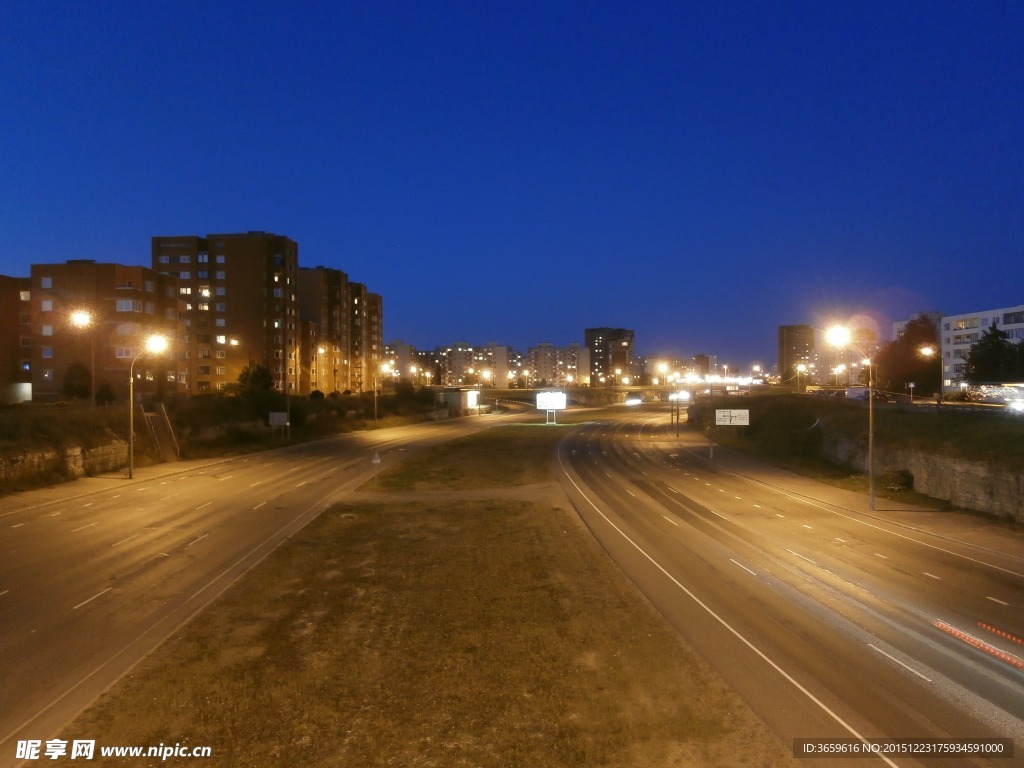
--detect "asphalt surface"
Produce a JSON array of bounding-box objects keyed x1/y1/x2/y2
[
  {"x1": 555, "y1": 407, "x2": 1024, "y2": 768},
  {"x1": 3, "y1": 405, "x2": 1022, "y2": 768},
  {"x1": 0, "y1": 415, "x2": 507, "y2": 767}
]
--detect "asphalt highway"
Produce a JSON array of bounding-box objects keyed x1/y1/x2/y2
[
  {"x1": 0, "y1": 415, "x2": 507, "y2": 766},
  {"x1": 555, "y1": 406, "x2": 1024, "y2": 768}
]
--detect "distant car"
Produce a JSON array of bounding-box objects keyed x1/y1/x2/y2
[{"x1": 624, "y1": 392, "x2": 643, "y2": 405}]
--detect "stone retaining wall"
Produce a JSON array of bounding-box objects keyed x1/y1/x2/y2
[
  {"x1": 1, "y1": 442, "x2": 129, "y2": 487},
  {"x1": 822, "y1": 432, "x2": 1023, "y2": 523}
]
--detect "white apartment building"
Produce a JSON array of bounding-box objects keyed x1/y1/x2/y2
[{"x1": 941, "y1": 304, "x2": 1024, "y2": 390}]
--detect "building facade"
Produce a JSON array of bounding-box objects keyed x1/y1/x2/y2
[
  {"x1": 27, "y1": 260, "x2": 182, "y2": 402},
  {"x1": 941, "y1": 304, "x2": 1024, "y2": 390},
  {"x1": 152, "y1": 232, "x2": 299, "y2": 395},
  {"x1": 0, "y1": 276, "x2": 32, "y2": 403},
  {"x1": 299, "y1": 266, "x2": 351, "y2": 394},
  {"x1": 585, "y1": 327, "x2": 635, "y2": 384},
  {"x1": 777, "y1": 324, "x2": 815, "y2": 387}
]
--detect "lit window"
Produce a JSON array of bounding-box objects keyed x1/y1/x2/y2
[
  {"x1": 41, "y1": 325, "x2": 53, "y2": 336},
  {"x1": 41, "y1": 346, "x2": 53, "y2": 358},
  {"x1": 40, "y1": 277, "x2": 52, "y2": 288},
  {"x1": 40, "y1": 300, "x2": 53, "y2": 312}
]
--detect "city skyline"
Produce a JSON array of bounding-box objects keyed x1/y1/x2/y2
[{"x1": 3, "y1": 2, "x2": 1022, "y2": 366}]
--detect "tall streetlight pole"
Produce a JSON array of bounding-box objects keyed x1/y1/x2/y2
[
  {"x1": 826, "y1": 325, "x2": 875, "y2": 510},
  {"x1": 128, "y1": 334, "x2": 169, "y2": 480},
  {"x1": 70, "y1": 310, "x2": 96, "y2": 407}
]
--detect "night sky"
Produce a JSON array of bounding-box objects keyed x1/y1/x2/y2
[{"x1": 3, "y1": 1, "x2": 1021, "y2": 369}]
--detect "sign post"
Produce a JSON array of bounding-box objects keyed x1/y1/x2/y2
[{"x1": 711, "y1": 409, "x2": 750, "y2": 460}]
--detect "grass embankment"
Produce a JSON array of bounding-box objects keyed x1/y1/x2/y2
[{"x1": 64, "y1": 424, "x2": 795, "y2": 767}]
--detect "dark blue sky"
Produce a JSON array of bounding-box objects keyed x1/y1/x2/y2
[{"x1": 3, "y1": 1, "x2": 1022, "y2": 368}]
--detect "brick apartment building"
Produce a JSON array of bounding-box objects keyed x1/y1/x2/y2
[
  {"x1": 0, "y1": 275, "x2": 32, "y2": 402},
  {"x1": 152, "y1": 232, "x2": 300, "y2": 395},
  {"x1": 26, "y1": 260, "x2": 182, "y2": 403},
  {"x1": 0, "y1": 232, "x2": 382, "y2": 403}
]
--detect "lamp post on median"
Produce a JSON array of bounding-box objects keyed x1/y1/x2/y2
[
  {"x1": 128, "y1": 334, "x2": 169, "y2": 480},
  {"x1": 826, "y1": 325, "x2": 875, "y2": 510}
]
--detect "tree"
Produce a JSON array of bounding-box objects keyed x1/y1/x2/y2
[
  {"x1": 874, "y1": 316, "x2": 941, "y2": 394},
  {"x1": 965, "y1": 324, "x2": 1023, "y2": 383},
  {"x1": 237, "y1": 363, "x2": 274, "y2": 393}
]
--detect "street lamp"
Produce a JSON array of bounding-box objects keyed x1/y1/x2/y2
[
  {"x1": 796, "y1": 363, "x2": 807, "y2": 393},
  {"x1": 919, "y1": 345, "x2": 941, "y2": 409},
  {"x1": 128, "y1": 334, "x2": 169, "y2": 480},
  {"x1": 826, "y1": 324, "x2": 875, "y2": 510},
  {"x1": 69, "y1": 309, "x2": 96, "y2": 406}
]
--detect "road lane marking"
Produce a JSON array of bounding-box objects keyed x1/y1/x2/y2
[
  {"x1": 73, "y1": 588, "x2": 112, "y2": 610},
  {"x1": 249, "y1": 480, "x2": 263, "y2": 487},
  {"x1": 49, "y1": 512, "x2": 62, "y2": 516},
  {"x1": 218, "y1": 475, "x2": 234, "y2": 481},
  {"x1": 557, "y1": 450, "x2": 899, "y2": 768},
  {"x1": 626, "y1": 489, "x2": 636, "y2": 497},
  {"x1": 296, "y1": 481, "x2": 308, "y2": 487},
  {"x1": 730, "y1": 559, "x2": 757, "y2": 576},
  {"x1": 874, "y1": 553, "x2": 888, "y2": 559},
  {"x1": 71, "y1": 522, "x2": 97, "y2": 533},
  {"x1": 786, "y1": 549, "x2": 817, "y2": 565},
  {"x1": 710, "y1": 509, "x2": 728, "y2": 521},
  {"x1": 662, "y1": 515, "x2": 678, "y2": 526},
  {"x1": 82, "y1": 502, "x2": 93, "y2": 508},
  {"x1": 0, "y1": 590, "x2": 8, "y2": 597},
  {"x1": 195, "y1": 502, "x2": 211, "y2": 510},
  {"x1": 776, "y1": 513, "x2": 785, "y2": 518},
  {"x1": 802, "y1": 524, "x2": 813, "y2": 530},
  {"x1": 111, "y1": 534, "x2": 139, "y2": 547},
  {"x1": 986, "y1": 596, "x2": 1010, "y2": 606},
  {"x1": 923, "y1": 572, "x2": 940, "y2": 580},
  {"x1": 834, "y1": 537, "x2": 846, "y2": 543},
  {"x1": 868, "y1": 644, "x2": 932, "y2": 682},
  {"x1": 253, "y1": 501, "x2": 267, "y2": 510},
  {"x1": 187, "y1": 534, "x2": 209, "y2": 548},
  {"x1": 11, "y1": 523, "x2": 24, "y2": 528}
]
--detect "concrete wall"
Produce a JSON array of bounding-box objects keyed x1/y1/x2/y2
[{"x1": 822, "y1": 432, "x2": 1023, "y2": 523}]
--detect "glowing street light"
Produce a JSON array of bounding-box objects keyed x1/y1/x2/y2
[
  {"x1": 796, "y1": 363, "x2": 807, "y2": 393},
  {"x1": 70, "y1": 309, "x2": 96, "y2": 406},
  {"x1": 827, "y1": 324, "x2": 875, "y2": 509},
  {"x1": 128, "y1": 334, "x2": 169, "y2": 480}
]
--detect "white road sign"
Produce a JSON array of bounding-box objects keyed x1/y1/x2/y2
[{"x1": 715, "y1": 409, "x2": 749, "y2": 426}]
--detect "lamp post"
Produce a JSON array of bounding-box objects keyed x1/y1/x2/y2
[
  {"x1": 70, "y1": 310, "x2": 96, "y2": 406},
  {"x1": 919, "y1": 345, "x2": 941, "y2": 410},
  {"x1": 796, "y1": 363, "x2": 807, "y2": 393},
  {"x1": 826, "y1": 325, "x2": 875, "y2": 510},
  {"x1": 128, "y1": 334, "x2": 169, "y2": 480}
]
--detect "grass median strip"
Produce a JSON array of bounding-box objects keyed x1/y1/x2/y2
[{"x1": 64, "y1": 427, "x2": 795, "y2": 766}]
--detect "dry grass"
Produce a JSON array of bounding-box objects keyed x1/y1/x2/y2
[{"x1": 63, "y1": 427, "x2": 796, "y2": 767}]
